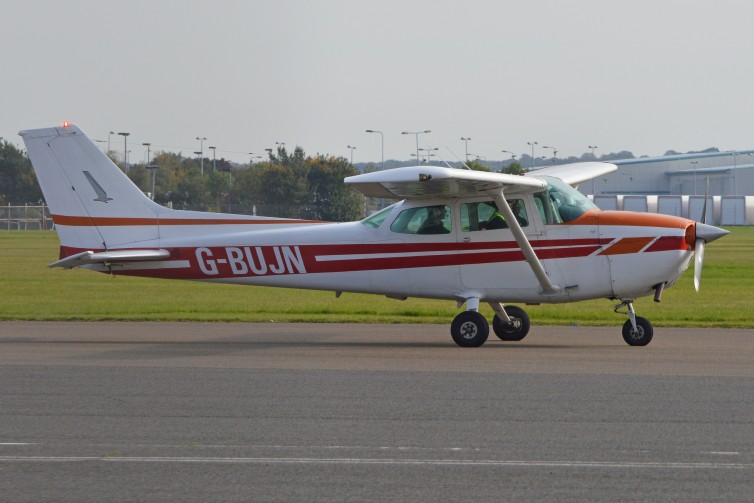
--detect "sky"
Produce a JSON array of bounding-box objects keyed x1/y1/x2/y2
[{"x1": 3, "y1": 0, "x2": 754, "y2": 165}]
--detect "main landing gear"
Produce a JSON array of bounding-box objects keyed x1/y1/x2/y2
[{"x1": 450, "y1": 301, "x2": 530, "y2": 348}]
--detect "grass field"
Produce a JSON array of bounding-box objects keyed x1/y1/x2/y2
[{"x1": 1, "y1": 229, "x2": 752, "y2": 327}]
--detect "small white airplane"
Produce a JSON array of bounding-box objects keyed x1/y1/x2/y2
[{"x1": 20, "y1": 123, "x2": 728, "y2": 347}]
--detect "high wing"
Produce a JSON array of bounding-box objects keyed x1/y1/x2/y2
[
  {"x1": 345, "y1": 166, "x2": 547, "y2": 199},
  {"x1": 524, "y1": 161, "x2": 617, "y2": 187}
]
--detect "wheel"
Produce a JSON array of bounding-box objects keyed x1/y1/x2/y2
[
  {"x1": 492, "y1": 305, "x2": 531, "y2": 341},
  {"x1": 450, "y1": 311, "x2": 489, "y2": 347},
  {"x1": 622, "y1": 316, "x2": 653, "y2": 346}
]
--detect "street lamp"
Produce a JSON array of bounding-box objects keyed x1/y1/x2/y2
[
  {"x1": 402, "y1": 130, "x2": 431, "y2": 166},
  {"x1": 196, "y1": 137, "x2": 207, "y2": 175},
  {"x1": 691, "y1": 161, "x2": 699, "y2": 195},
  {"x1": 419, "y1": 147, "x2": 439, "y2": 164},
  {"x1": 527, "y1": 141, "x2": 538, "y2": 170},
  {"x1": 461, "y1": 137, "x2": 471, "y2": 162},
  {"x1": 118, "y1": 132, "x2": 130, "y2": 172},
  {"x1": 142, "y1": 142, "x2": 151, "y2": 165},
  {"x1": 208, "y1": 146, "x2": 217, "y2": 172},
  {"x1": 146, "y1": 164, "x2": 159, "y2": 200},
  {"x1": 108, "y1": 131, "x2": 114, "y2": 156},
  {"x1": 365, "y1": 129, "x2": 384, "y2": 171},
  {"x1": 347, "y1": 145, "x2": 356, "y2": 164}
]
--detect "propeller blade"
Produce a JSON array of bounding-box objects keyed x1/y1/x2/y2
[
  {"x1": 700, "y1": 177, "x2": 709, "y2": 224},
  {"x1": 694, "y1": 238, "x2": 705, "y2": 292}
]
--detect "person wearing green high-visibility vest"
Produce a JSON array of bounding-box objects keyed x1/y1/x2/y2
[{"x1": 485, "y1": 204, "x2": 508, "y2": 229}]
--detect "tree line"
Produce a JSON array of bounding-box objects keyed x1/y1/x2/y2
[{"x1": 0, "y1": 140, "x2": 365, "y2": 222}]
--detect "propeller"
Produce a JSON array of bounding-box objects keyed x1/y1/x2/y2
[
  {"x1": 694, "y1": 180, "x2": 709, "y2": 292},
  {"x1": 693, "y1": 178, "x2": 728, "y2": 292}
]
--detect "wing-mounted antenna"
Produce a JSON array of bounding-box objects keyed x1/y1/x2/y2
[
  {"x1": 444, "y1": 146, "x2": 472, "y2": 170},
  {"x1": 434, "y1": 150, "x2": 456, "y2": 170}
]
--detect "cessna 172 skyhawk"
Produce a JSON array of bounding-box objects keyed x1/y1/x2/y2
[{"x1": 20, "y1": 123, "x2": 728, "y2": 347}]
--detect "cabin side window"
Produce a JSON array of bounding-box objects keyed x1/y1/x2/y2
[
  {"x1": 460, "y1": 200, "x2": 528, "y2": 232},
  {"x1": 390, "y1": 204, "x2": 452, "y2": 234}
]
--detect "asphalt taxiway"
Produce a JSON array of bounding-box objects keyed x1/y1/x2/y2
[{"x1": 1, "y1": 322, "x2": 753, "y2": 502}]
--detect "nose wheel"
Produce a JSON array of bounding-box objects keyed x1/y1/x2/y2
[{"x1": 615, "y1": 301, "x2": 654, "y2": 346}]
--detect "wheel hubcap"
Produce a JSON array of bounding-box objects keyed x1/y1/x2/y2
[{"x1": 460, "y1": 321, "x2": 478, "y2": 339}]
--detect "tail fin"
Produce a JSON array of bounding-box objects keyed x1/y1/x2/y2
[{"x1": 20, "y1": 123, "x2": 161, "y2": 252}]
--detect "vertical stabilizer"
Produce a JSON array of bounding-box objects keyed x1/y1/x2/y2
[{"x1": 19, "y1": 124, "x2": 161, "y2": 253}]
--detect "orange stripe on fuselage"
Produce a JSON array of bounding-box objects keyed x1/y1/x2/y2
[
  {"x1": 569, "y1": 210, "x2": 693, "y2": 229},
  {"x1": 51, "y1": 215, "x2": 324, "y2": 226},
  {"x1": 598, "y1": 237, "x2": 654, "y2": 256}
]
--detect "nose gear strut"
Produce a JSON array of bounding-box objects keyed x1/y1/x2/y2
[{"x1": 614, "y1": 300, "x2": 654, "y2": 346}]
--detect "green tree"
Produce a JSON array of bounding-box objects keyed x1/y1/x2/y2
[
  {"x1": 302, "y1": 155, "x2": 362, "y2": 221},
  {"x1": 0, "y1": 141, "x2": 42, "y2": 205},
  {"x1": 466, "y1": 159, "x2": 492, "y2": 172},
  {"x1": 500, "y1": 161, "x2": 525, "y2": 175}
]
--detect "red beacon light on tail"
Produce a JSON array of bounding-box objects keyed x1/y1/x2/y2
[{"x1": 62, "y1": 121, "x2": 70, "y2": 128}]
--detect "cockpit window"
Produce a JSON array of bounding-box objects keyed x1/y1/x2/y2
[
  {"x1": 460, "y1": 200, "x2": 528, "y2": 231},
  {"x1": 390, "y1": 204, "x2": 452, "y2": 234},
  {"x1": 361, "y1": 204, "x2": 395, "y2": 229},
  {"x1": 534, "y1": 176, "x2": 597, "y2": 224}
]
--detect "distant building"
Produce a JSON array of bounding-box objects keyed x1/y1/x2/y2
[
  {"x1": 587, "y1": 150, "x2": 754, "y2": 196},
  {"x1": 574, "y1": 151, "x2": 754, "y2": 225}
]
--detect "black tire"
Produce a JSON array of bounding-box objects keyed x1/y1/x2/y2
[
  {"x1": 450, "y1": 311, "x2": 489, "y2": 348},
  {"x1": 622, "y1": 316, "x2": 654, "y2": 346},
  {"x1": 492, "y1": 305, "x2": 531, "y2": 341}
]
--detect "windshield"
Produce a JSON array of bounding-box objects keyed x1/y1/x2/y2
[
  {"x1": 360, "y1": 204, "x2": 396, "y2": 229},
  {"x1": 533, "y1": 176, "x2": 598, "y2": 224}
]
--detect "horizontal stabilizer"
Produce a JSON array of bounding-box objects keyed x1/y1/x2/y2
[{"x1": 49, "y1": 249, "x2": 171, "y2": 269}]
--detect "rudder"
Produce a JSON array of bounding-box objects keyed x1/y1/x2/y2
[{"x1": 20, "y1": 124, "x2": 162, "y2": 253}]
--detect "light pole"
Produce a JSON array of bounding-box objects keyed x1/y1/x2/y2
[
  {"x1": 196, "y1": 137, "x2": 207, "y2": 175},
  {"x1": 108, "y1": 131, "x2": 114, "y2": 156},
  {"x1": 461, "y1": 137, "x2": 471, "y2": 162},
  {"x1": 419, "y1": 147, "x2": 439, "y2": 164},
  {"x1": 347, "y1": 145, "x2": 356, "y2": 164},
  {"x1": 527, "y1": 141, "x2": 538, "y2": 170},
  {"x1": 691, "y1": 161, "x2": 699, "y2": 195},
  {"x1": 542, "y1": 145, "x2": 556, "y2": 163},
  {"x1": 118, "y1": 132, "x2": 130, "y2": 172},
  {"x1": 402, "y1": 130, "x2": 431, "y2": 166},
  {"x1": 146, "y1": 164, "x2": 159, "y2": 200},
  {"x1": 365, "y1": 129, "x2": 384, "y2": 171},
  {"x1": 209, "y1": 146, "x2": 217, "y2": 172},
  {"x1": 142, "y1": 142, "x2": 151, "y2": 165}
]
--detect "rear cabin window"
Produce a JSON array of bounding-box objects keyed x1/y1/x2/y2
[
  {"x1": 460, "y1": 200, "x2": 528, "y2": 232},
  {"x1": 390, "y1": 204, "x2": 452, "y2": 234}
]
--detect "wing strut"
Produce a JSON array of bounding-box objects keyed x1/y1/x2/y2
[{"x1": 494, "y1": 190, "x2": 562, "y2": 295}]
